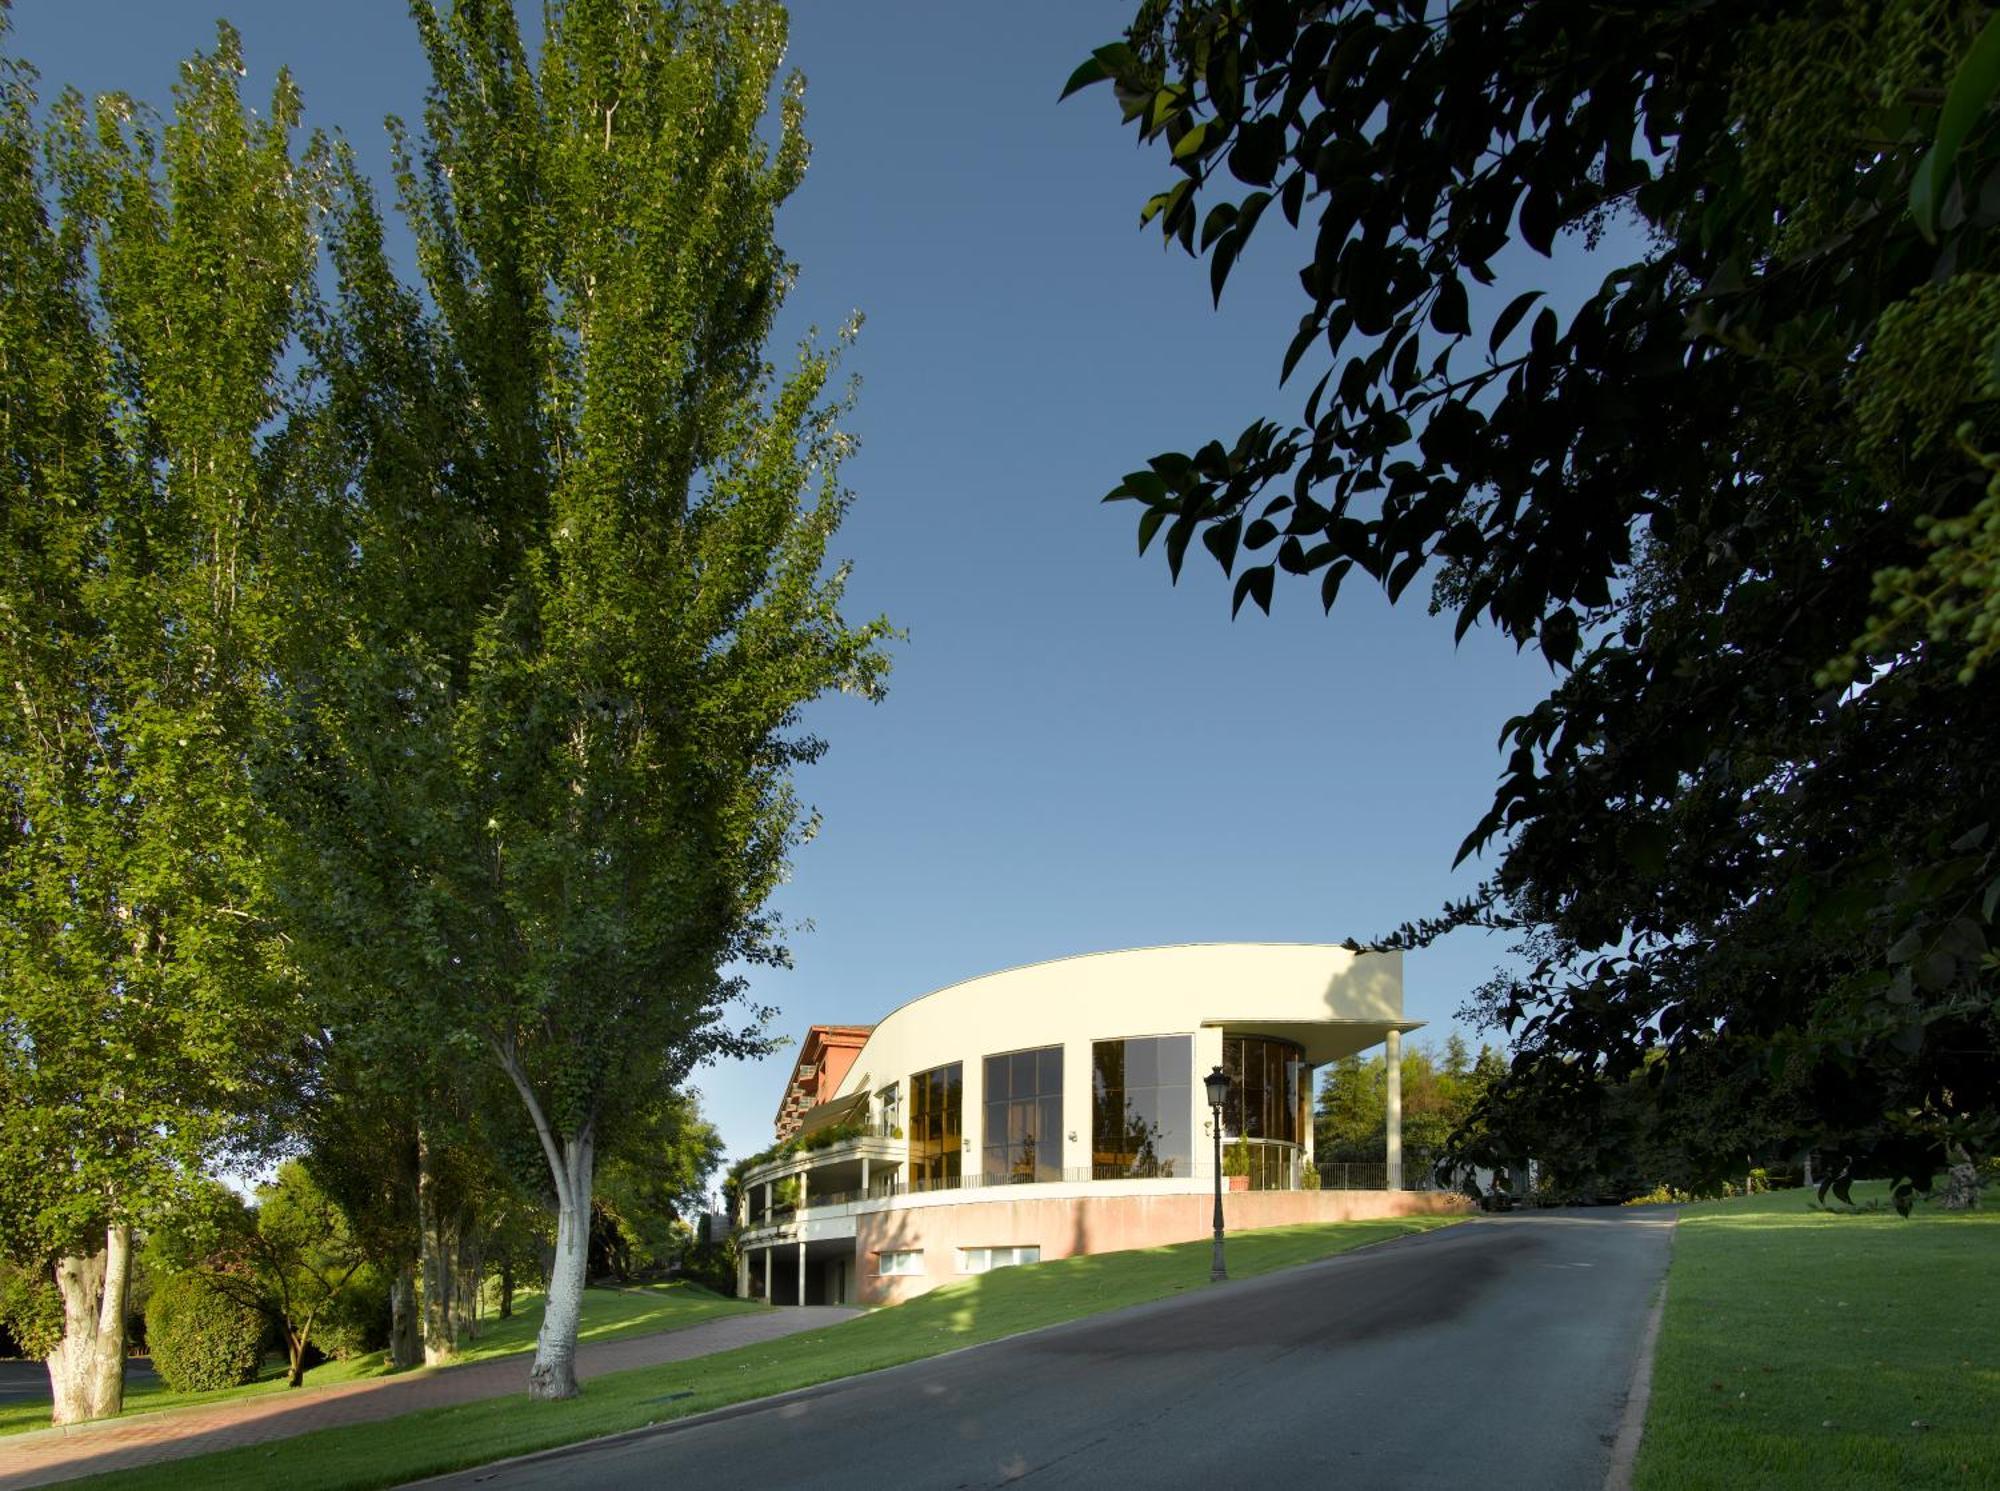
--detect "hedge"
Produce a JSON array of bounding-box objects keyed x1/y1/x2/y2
[{"x1": 145, "y1": 1272, "x2": 263, "y2": 1392}]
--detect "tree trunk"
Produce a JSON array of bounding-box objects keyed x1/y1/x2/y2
[
  {"x1": 498, "y1": 1259, "x2": 514, "y2": 1319},
  {"x1": 417, "y1": 1130, "x2": 459, "y2": 1366},
  {"x1": 456, "y1": 1228, "x2": 483, "y2": 1342},
  {"x1": 388, "y1": 1262, "x2": 420, "y2": 1370},
  {"x1": 45, "y1": 1224, "x2": 131, "y2": 1426},
  {"x1": 528, "y1": 1130, "x2": 593, "y2": 1401},
  {"x1": 286, "y1": 1329, "x2": 308, "y2": 1388}
]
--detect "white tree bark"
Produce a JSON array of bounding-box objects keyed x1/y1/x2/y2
[
  {"x1": 417, "y1": 1129, "x2": 460, "y2": 1366},
  {"x1": 530, "y1": 1130, "x2": 593, "y2": 1401},
  {"x1": 492, "y1": 1036, "x2": 596, "y2": 1401},
  {"x1": 46, "y1": 1224, "x2": 130, "y2": 1425}
]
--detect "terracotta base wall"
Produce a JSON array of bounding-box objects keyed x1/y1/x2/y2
[{"x1": 854, "y1": 1189, "x2": 1468, "y2": 1307}]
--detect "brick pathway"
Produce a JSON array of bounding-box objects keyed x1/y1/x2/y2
[{"x1": 0, "y1": 1306, "x2": 856, "y2": 1489}]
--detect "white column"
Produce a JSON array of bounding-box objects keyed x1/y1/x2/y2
[
  {"x1": 1063, "y1": 1037, "x2": 1093, "y2": 1179},
  {"x1": 761, "y1": 1181, "x2": 772, "y2": 1224},
  {"x1": 760, "y1": 1247, "x2": 772, "y2": 1303},
  {"x1": 736, "y1": 1249, "x2": 749, "y2": 1299},
  {"x1": 861, "y1": 1155, "x2": 870, "y2": 1197},
  {"x1": 960, "y1": 1056, "x2": 983, "y2": 1186},
  {"x1": 1192, "y1": 1026, "x2": 1225, "y2": 1178},
  {"x1": 799, "y1": 1170, "x2": 809, "y2": 1214},
  {"x1": 1384, "y1": 1028, "x2": 1403, "y2": 1190},
  {"x1": 1304, "y1": 1063, "x2": 1317, "y2": 1166},
  {"x1": 796, "y1": 1240, "x2": 807, "y2": 1307}
]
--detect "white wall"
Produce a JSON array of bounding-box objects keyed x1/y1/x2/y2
[{"x1": 830, "y1": 943, "x2": 1407, "y2": 1163}]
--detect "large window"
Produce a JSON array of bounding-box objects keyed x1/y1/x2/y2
[
  {"x1": 1092, "y1": 1036, "x2": 1192, "y2": 1178},
  {"x1": 909, "y1": 1062, "x2": 961, "y2": 1190},
  {"x1": 1222, "y1": 1036, "x2": 1307, "y2": 1144},
  {"x1": 983, "y1": 1046, "x2": 1062, "y2": 1184},
  {"x1": 1222, "y1": 1036, "x2": 1309, "y2": 1190},
  {"x1": 876, "y1": 1250, "x2": 923, "y2": 1277}
]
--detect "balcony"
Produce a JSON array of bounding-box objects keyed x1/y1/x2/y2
[{"x1": 737, "y1": 1122, "x2": 907, "y2": 1234}]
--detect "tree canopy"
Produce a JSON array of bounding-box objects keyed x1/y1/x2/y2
[
  {"x1": 1070, "y1": 0, "x2": 2000, "y2": 1206},
  {"x1": 269, "y1": 0, "x2": 890, "y2": 1397},
  {"x1": 0, "y1": 21, "x2": 318, "y2": 1420}
]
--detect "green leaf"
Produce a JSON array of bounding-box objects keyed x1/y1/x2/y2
[
  {"x1": 1059, "y1": 56, "x2": 1110, "y2": 100},
  {"x1": 1911, "y1": 12, "x2": 2000, "y2": 241},
  {"x1": 1232, "y1": 564, "x2": 1275, "y2": 617},
  {"x1": 1202, "y1": 514, "x2": 1243, "y2": 574},
  {"x1": 1137, "y1": 507, "x2": 1167, "y2": 556},
  {"x1": 1488, "y1": 289, "x2": 1543, "y2": 355},
  {"x1": 1431, "y1": 275, "x2": 1471, "y2": 336}
]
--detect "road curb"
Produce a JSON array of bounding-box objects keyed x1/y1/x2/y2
[{"x1": 1604, "y1": 1212, "x2": 1677, "y2": 1490}]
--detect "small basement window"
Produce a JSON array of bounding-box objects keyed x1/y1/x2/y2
[
  {"x1": 876, "y1": 1249, "x2": 923, "y2": 1277},
  {"x1": 960, "y1": 1245, "x2": 1041, "y2": 1274}
]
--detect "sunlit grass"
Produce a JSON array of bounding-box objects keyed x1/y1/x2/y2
[
  {"x1": 75, "y1": 1213, "x2": 1459, "y2": 1489},
  {"x1": 0, "y1": 1278, "x2": 755, "y2": 1439},
  {"x1": 1635, "y1": 1183, "x2": 1999, "y2": 1489}
]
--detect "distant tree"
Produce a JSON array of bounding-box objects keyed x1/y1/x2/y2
[
  {"x1": 205, "y1": 1164, "x2": 369, "y2": 1389},
  {"x1": 1070, "y1": 1, "x2": 2000, "y2": 1204},
  {"x1": 0, "y1": 25, "x2": 318, "y2": 1423},
  {"x1": 1315, "y1": 1040, "x2": 1505, "y2": 1182},
  {"x1": 594, "y1": 1093, "x2": 727, "y2": 1275},
  {"x1": 269, "y1": 0, "x2": 891, "y2": 1399}
]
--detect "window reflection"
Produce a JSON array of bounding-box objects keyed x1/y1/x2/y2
[
  {"x1": 1222, "y1": 1036, "x2": 1309, "y2": 1190},
  {"x1": 984, "y1": 1046, "x2": 1061, "y2": 1184},
  {"x1": 1092, "y1": 1036, "x2": 1192, "y2": 1178},
  {"x1": 909, "y1": 1063, "x2": 961, "y2": 1190}
]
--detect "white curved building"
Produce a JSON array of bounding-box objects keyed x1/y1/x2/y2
[{"x1": 734, "y1": 943, "x2": 1454, "y2": 1306}]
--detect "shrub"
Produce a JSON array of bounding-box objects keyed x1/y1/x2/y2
[
  {"x1": 1301, "y1": 1160, "x2": 1321, "y2": 1191},
  {"x1": 314, "y1": 1264, "x2": 390, "y2": 1361},
  {"x1": 680, "y1": 1235, "x2": 740, "y2": 1296},
  {"x1": 1223, "y1": 1137, "x2": 1251, "y2": 1177},
  {"x1": 797, "y1": 1120, "x2": 870, "y2": 1153},
  {"x1": 146, "y1": 1271, "x2": 263, "y2": 1392},
  {"x1": 0, "y1": 1263, "x2": 62, "y2": 1360}
]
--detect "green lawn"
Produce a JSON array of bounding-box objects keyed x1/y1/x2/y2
[
  {"x1": 77, "y1": 1213, "x2": 1459, "y2": 1490},
  {"x1": 1, "y1": 1278, "x2": 756, "y2": 1439},
  {"x1": 1635, "y1": 1184, "x2": 1999, "y2": 1489}
]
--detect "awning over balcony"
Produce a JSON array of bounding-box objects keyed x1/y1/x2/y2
[{"x1": 795, "y1": 1089, "x2": 869, "y2": 1139}]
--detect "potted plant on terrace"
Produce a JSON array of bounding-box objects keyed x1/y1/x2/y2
[{"x1": 1224, "y1": 1136, "x2": 1252, "y2": 1192}]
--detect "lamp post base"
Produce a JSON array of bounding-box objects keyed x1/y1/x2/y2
[{"x1": 1210, "y1": 1232, "x2": 1227, "y2": 1283}]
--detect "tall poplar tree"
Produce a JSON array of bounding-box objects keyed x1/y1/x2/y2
[
  {"x1": 0, "y1": 26, "x2": 317, "y2": 1423},
  {"x1": 273, "y1": 0, "x2": 890, "y2": 1399}
]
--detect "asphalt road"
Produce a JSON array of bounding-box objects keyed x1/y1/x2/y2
[
  {"x1": 412, "y1": 1209, "x2": 1676, "y2": 1491},
  {"x1": 0, "y1": 1358, "x2": 158, "y2": 1405}
]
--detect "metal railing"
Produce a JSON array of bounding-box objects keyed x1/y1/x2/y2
[
  {"x1": 1314, "y1": 1162, "x2": 1390, "y2": 1190},
  {"x1": 737, "y1": 1154, "x2": 1441, "y2": 1229}
]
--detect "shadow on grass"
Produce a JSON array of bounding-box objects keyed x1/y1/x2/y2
[{"x1": 64, "y1": 1215, "x2": 1460, "y2": 1491}]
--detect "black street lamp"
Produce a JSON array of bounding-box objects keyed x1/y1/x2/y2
[{"x1": 1204, "y1": 1064, "x2": 1231, "y2": 1283}]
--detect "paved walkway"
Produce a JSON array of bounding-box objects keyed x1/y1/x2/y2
[{"x1": 0, "y1": 1306, "x2": 855, "y2": 1489}]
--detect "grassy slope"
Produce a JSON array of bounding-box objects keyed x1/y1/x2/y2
[
  {"x1": 0, "y1": 1279, "x2": 755, "y2": 1439},
  {"x1": 1635, "y1": 1184, "x2": 1999, "y2": 1489},
  {"x1": 79, "y1": 1214, "x2": 1459, "y2": 1490}
]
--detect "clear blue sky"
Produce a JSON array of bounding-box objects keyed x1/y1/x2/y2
[{"x1": 13, "y1": 2, "x2": 1584, "y2": 1177}]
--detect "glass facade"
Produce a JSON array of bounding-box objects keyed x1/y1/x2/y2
[
  {"x1": 1092, "y1": 1035, "x2": 1193, "y2": 1178},
  {"x1": 909, "y1": 1062, "x2": 962, "y2": 1190},
  {"x1": 983, "y1": 1046, "x2": 1062, "y2": 1184},
  {"x1": 1222, "y1": 1035, "x2": 1309, "y2": 1190}
]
